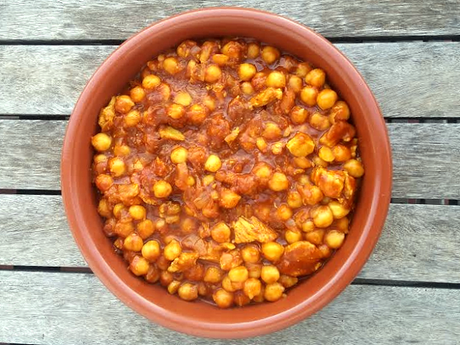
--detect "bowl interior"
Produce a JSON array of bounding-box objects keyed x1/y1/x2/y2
[{"x1": 62, "y1": 8, "x2": 392, "y2": 338}]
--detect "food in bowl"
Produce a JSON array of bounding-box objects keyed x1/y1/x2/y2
[{"x1": 91, "y1": 37, "x2": 364, "y2": 308}]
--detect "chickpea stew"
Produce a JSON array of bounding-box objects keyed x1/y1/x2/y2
[{"x1": 91, "y1": 38, "x2": 364, "y2": 308}]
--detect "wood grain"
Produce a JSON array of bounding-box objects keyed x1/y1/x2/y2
[
  {"x1": 1, "y1": 0, "x2": 460, "y2": 41},
  {"x1": 1, "y1": 194, "x2": 459, "y2": 283},
  {"x1": 1, "y1": 120, "x2": 459, "y2": 199},
  {"x1": 1, "y1": 42, "x2": 460, "y2": 117},
  {"x1": 0, "y1": 271, "x2": 459, "y2": 344}
]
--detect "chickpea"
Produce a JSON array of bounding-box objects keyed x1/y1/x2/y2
[
  {"x1": 91, "y1": 133, "x2": 112, "y2": 152},
  {"x1": 114, "y1": 220, "x2": 134, "y2": 238},
  {"x1": 220, "y1": 189, "x2": 241, "y2": 209},
  {"x1": 137, "y1": 219, "x2": 155, "y2": 239},
  {"x1": 124, "y1": 109, "x2": 141, "y2": 127},
  {"x1": 287, "y1": 191, "x2": 303, "y2": 208},
  {"x1": 129, "y1": 256, "x2": 150, "y2": 276},
  {"x1": 266, "y1": 71, "x2": 286, "y2": 88},
  {"x1": 295, "y1": 62, "x2": 312, "y2": 78},
  {"x1": 174, "y1": 91, "x2": 192, "y2": 107},
  {"x1": 203, "y1": 94, "x2": 216, "y2": 111},
  {"x1": 293, "y1": 157, "x2": 312, "y2": 169},
  {"x1": 212, "y1": 54, "x2": 229, "y2": 66},
  {"x1": 335, "y1": 216, "x2": 349, "y2": 233},
  {"x1": 325, "y1": 230, "x2": 346, "y2": 249},
  {"x1": 130, "y1": 86, "x2": 146, "y2": 102},
  {"x1": 271, "y1": 142, "x2": 285, "y2": 155},
  {"x1": 305, "y1": 229, "x2": 325, "y2": 245},
  {"x1": 264, "y1": 282, "x2": 285, "y2": 302},
  {"x1": 285, "y1": 228, "x2": 302, "y2": 243},
  {"x1": 178, "y1": 283, "x2": 198, "y2": 301},
  {"x1": 187, "y1": 176, "x2": 196, "y2": 186},
  {"x1": 241, "y1": 81, "x2": 255, "y2": 95},
  {"x1": 241, "y1": 245, "x2": 260, "y2": 264},
  {"x1": 262, "y1": 122, "x2": 282, "y2": 140},
  {"x1": 328, "y1": 201, "x2": 351, "y2": 219},
  {"x1": 98, "y1": 199, "x2": 112, "y2": 219},
  {"x1": 187, "y1": 104, "x2": 208, "y2": 125},
  {"x1": 329, "y1": 100, "x2": 351, "y2": 123},
  {"x1": 300, "y1": 86, "x2": 318, "y2": 106},
  {"x1": 261, "y1": 46, "x2": 280, "y2": 64},
  {"x1": 128, "y1": 205, "x2": 146, "y2": 220},
  {"x1": 247, "y1": 43, "x2": 260, "y2": 59},
  {"x1": 305, "y1": 68, "x2": 326, "y2": 88},
  {"x1": 141, "y1": 240, "x2": 161, "y2": 262},
  {"x1": 288, "y1": 75, "x2": 303, "y2": 93},
  {"x1": 167, "y1": 280, "x2": 181, "y2": 295},
  {"x1": 115, "y1": 95, "x2": 134, "y2": 113},
  {"x1": 247, "y1": 263, "x2": 262, "y2": 278},
  {"x1": 108, "y1": 157, "x2": 126, "y2": 177},
  {"x1": 319, "y1": 146, "x2": 335, "y2": 162},
  {"x1": 317, "y1": 89, "x2": 338, "y2": 110},
  {"x1": 166, "y1": 104, "x2": 185, "y2": 119},
  {"x1": 153, "y1": 180, "x2": 172, "y2": 198},
  {"x1": 170, "y1": 146, "x2": 188, "y2": 164},
  {"x1": 309, "y1": 112, "x2": 331, "y2": 131},
  {"x1": 302, "y1": 220, "x2": 315, "y2": 232},
  {"x1": 222, "y1": 275, "x2": 244, "y2": 292},
  {"x1": 332, "y1": 145, "x2": 351, "y2": 162},
  {"x1": 112, "y1": 203, "x2": 125, "y2": 219},
  {"x1": 94, "y1": 154, "x2": 108, "y2": 164},
  {"x1": 163, "y1": 57, "x2": 180, "y2": 74},
  {"x1": 145, "y1": 265, "x2": 160, "y2": 283},
  {"x1": 344, "y1": 159, "x2": 364, "y2": 178},
  {"x1": 202, "y1": 174, "x2": 214, "y2": 186},
  {"x1": 278, "y1": 275, "x2": 298, "y2": 288},
  {"x1": 205, "y1": 64, "x2": 222, "y2": 83},
  {"x1": 211, "y1": 222, "x2": 231, "y2": 243},
  {"x1": 247, "y1": 161, "x2": 267, "y2": 179},
  {"x1": 95, "y1": 174, "x2": 113, "y2": 192},
  {"x1": 261, "y1": 265, "x2": 280, "y2": 284},
  {"x1": 312, "y1": 155, "x2": 328, "y2": 168},
  {"x1": 204, "y1": 154, "x2": 222, "y2": 172},
  {"x1": 277, "y1": 204, "x2": 293, "y2": 221},
  {"x1": 262, "y1": 242, "x2": 284, "y2": 262},
  {"x1": 228, "y1": 266, "x2": 249, "y2": 283},
  {"x1": 163, "y1": 239, "x2": 182, "y2": 261},
  {"x1": 268, "y1": 172, "x2": 289, "y2": 191},
  {"x1": 243, "y1": 278, "x2": 262, "y2": 299},
  {"x1": 160, "y1": 270, "x2": 173, "y2": 286},
  {"x1": 113, "y1": 144, "x2": 130, "y2": 156},
  {"x1": 142, "y1": 74, "x2": 161, "y2": 89},
  {"x1": 213, "y1": 289, "x2": 234, "y2": 308},
  {"x1": 311, "y1": 205, "x2": 334, "y2": 228},
  {"x1": 238, "y1": 63, "x2": 257, "y2": 81},
  {"x1": 256, "y1": 137, "x2": 268, "y2": 152},
  {"x1": 204, "y1": 266, "x2": 224, "y2": 283},
  {"x1": 286, "y1": 133, "x2": 315, "y2": 157}
]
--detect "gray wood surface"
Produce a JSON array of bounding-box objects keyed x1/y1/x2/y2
[
  {"x1": 1, "y1": 120, "x2": 459, "y2": 199},
  {"x1": 1, "y1": 195, "x2": 459, "y2": 283},
  {"x1": 1, "y1": 42, "x2": 460, "y2": 117},
  {"x1": 2, "y1": 0, "x2": 460, "y2": 41},
  {"x1": 1, "y1": 271, "x2": 459, "y2": 344}
]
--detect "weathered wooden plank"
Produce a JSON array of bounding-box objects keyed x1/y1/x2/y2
[
  {"x1": 1, "y1": 120, "x2": 459, "y2": 198},
  {"x1": 1, "y1": 194, "x2": 459, "y2": 283},
  {"x1": 1, "y1": 42, "x2": 460, "y2": 117},
  {"x1": 1, "y1": 0, "x2": 460, "y2": 41},
  {"x1": 0, "y1": 271, "x2": 459, "y2": 344}
]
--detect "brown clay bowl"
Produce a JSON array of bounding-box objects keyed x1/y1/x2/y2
[{"x1": 61, "y1": 7, "x2": 392, "y2": 338}]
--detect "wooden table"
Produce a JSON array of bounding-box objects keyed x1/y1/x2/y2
[{"x1": 1, "y1": 1, "x2": 460, "y2": 344}]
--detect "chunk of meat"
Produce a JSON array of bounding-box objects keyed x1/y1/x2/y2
[
  {"x1": 98, "y1": 96, "x2": 116, "y2": 132},
  {"x1": 311, "y1": 167, "x2": 345, "y2": 199},
  {"x1": 220, "y1": 249, "x2": 243, "y2": 270},
  {"x1": 168, "y1": 252, "x2": 199, "y2": 273},
  {"x1": 250, "y1": 87, "x2": 283, "y2": 107},
  {"x1": 233, "y1": 216, "x2": 278, "y2": 244},
  {"x1": 277, "y1": 241, "x2": 323, "y2": 276},
  {"x1": 320, "y1": 121, "x2": 356, "y2": 147}
]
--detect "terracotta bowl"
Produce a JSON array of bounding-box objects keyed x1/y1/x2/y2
[{"x1": 61, "y1": 7, "x2": 392, "y2": 338}]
